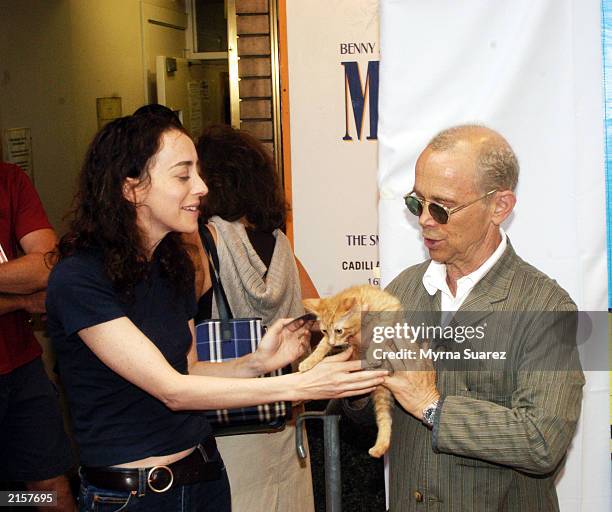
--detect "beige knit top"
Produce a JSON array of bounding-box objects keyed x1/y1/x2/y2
[{"x1": 209, "y1": 216, "x2": 304, "y2": 325}]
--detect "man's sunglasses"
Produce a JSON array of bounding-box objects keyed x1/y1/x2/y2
[{"x1": 404, "y1": 189, "x2": 497, "y2": 224}]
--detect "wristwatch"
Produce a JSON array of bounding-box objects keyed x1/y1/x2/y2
[{"x1": 421, "y1": 400, "x2": 439, "y2": 429}]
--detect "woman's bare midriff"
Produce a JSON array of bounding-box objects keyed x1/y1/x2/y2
[{"x1": 112, "y1": 445, "x2": 197, "y2": 468}]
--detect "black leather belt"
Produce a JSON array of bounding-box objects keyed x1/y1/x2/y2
[{"x1": 81, "y1": 436, "x2": 221, "y2": 494}]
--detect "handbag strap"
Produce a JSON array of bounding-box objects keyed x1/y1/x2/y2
[{"x1": 198, "y1": 221, "x2": 234, "y2": 340}]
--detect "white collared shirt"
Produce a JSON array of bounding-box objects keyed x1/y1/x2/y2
[
  {"x1": 422, "y1": 228, "x2": 507, "y2": 312},
  {"x1": 0, "y1": 242, "x2": 7, "y2": 264}
]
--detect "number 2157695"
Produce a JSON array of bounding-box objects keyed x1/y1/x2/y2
[{"x1": 1, "y1": 491, "x2": 57, "y2": 507}]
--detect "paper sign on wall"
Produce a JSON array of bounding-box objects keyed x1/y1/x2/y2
[{"x1": 2, "y1": 127, "x2": 33, "y2": 179}]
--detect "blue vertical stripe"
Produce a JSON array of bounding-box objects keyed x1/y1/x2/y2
[{"x1": 602, "y1": 0, "x2": 612, "y2": 309}]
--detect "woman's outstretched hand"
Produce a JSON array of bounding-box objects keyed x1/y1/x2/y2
[
  {"x1": 254, "y1": 318, "x2": 387, "y2": 401},
  {"x1": 254, "y1": 317, "x2": 313, "y2": 374},
  {"x1": 292, "y1": 348, "x2": 389, "y2": 401}
]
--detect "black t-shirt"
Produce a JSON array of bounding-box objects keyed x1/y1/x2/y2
[{"x1": 46, "y1": 249, "x2": 211, "y2": 467}]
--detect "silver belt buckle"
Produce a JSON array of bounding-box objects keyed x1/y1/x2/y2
[{"x1": 147, "y1": 465, "x2": 174, "y2": 493}]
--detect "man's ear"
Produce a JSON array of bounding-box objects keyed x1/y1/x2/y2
[
  {"x1": 491, "y1": 190, "x2": 516, "y2": 226},
  {"x1": 122, "y1": 177, "x2": 140, "y2": 204}
]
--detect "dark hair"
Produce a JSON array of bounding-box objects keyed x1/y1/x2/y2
[
  {"x1": 197, "y1": 125, "x2": 286, "y2": 232},
  {"x1": 58, "y1": 114, "x2": 194, "y2": 298},
  {"x1": 133, "y1": 103, "x2": 183, "y2": 129}
]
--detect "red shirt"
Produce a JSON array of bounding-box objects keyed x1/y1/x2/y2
[{"x1": 0, "y1": 162, "x2": 52, "y2": 374}]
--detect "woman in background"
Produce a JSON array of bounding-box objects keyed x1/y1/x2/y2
[
  {"x1": 46, "y1": 113, "x2": 387, "y2": 511},
  {"x1": 193, "y1": 124, "x2": 317, "y2": 512}
]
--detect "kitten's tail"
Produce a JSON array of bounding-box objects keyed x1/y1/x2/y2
[{"x1": 368, "y1": 386, "x2": 393, "y2": 458}]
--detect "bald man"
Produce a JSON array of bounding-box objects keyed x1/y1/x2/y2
[{"x1": 345, "y1": 125, "x2": 584, "y2": 511}]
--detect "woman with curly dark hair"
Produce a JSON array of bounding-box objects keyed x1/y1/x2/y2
[
  {"x1": 46, "y1": 113, "x2": 386, "y2": 512},
  {"x1": 193, "y1": 125, "x2": 317, "y2": 512}
]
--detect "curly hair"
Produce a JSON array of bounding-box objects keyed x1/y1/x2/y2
[
  {"x1": 197, "y1": 125, "x2": 286, "y2": 232},
  {"x1": 58, "y1": 114, "x2": 194, "y2": 299}
]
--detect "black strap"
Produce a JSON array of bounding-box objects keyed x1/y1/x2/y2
[
  {"x1": 200, "y1": 221, "x2": 221, "y2": 275},
  {"x1": 198, "y1": 221, "x2": 233, "y2": 341}
]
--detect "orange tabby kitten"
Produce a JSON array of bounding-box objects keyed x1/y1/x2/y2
[{"x1": 299, "y1": 285, "x2": 401, "y2": 458}]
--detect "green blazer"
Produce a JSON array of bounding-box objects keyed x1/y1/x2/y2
[{"x1": 380, "y1": 242, "x2": 584, "y2": 511}]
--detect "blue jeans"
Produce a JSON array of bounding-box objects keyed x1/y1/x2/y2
[{"x1": 78, "y1": 464, "x2": 231, "y2": 511}]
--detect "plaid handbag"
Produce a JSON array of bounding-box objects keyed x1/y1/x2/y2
[{"x1": 195, "y1": 223, "x2": 291, "y2": 435}]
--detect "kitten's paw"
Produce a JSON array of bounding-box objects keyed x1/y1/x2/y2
[
  {"x1": 368, "y1": 442, "x2": 389, "y2": 458},
  {"x1": 298, "y1": 360, "x2": 315, "y2": 372}
]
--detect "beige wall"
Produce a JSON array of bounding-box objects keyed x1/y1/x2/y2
[
  {"x1": 68, "y1": 0, "x2": 146, "y2": 182},
  {"x1": 0, "y1": 1, "x2": 76, "y2": 232},
  {"x1": 0, "y1": 0, "x2": 187, "y2": 232}
]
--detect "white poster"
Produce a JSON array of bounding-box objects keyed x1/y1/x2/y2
[
  {"x1": 378, "y1": 1, "x2": 610, "y2": 510},
  {"x1": 2, "y1": 127, "x2": 33, "y2": 178},
  {"x1": 286, "y1": 0, "x2": 380, "y2": 296}
]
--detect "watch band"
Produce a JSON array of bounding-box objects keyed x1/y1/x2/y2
[{"x1": 422, "y1": 399, "x2": 439, "y2": 429}]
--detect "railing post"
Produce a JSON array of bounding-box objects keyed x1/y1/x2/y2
[{"x1": 296, "y1": 411, "x2": 342, "y2": 512}]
